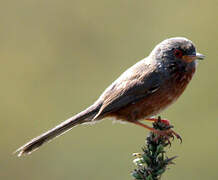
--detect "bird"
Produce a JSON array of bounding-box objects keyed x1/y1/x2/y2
[{"x1": 15, "y1": 37, "x2": 205, "y2": 156}]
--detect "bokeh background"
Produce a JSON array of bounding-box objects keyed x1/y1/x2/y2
[{"x1": 1, "y1": 0, "x2": 217, "y2": 179}]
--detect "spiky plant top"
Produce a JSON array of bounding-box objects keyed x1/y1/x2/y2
[{"x1": 131, "y1": 117, "x2": 179, "y2": 180}]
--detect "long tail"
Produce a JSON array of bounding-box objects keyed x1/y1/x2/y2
[{"x1": 15, "y1": 103, "x2": 101, "y2": 157}]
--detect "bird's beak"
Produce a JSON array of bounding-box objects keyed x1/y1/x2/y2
[
  {"x1": 196, "y1": 53, "x2": 205, "y2": 60},
  {"x1": 182, "y1": 52, "x2": 205, "y2": 63}
]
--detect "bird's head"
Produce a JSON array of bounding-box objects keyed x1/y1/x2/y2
[{"x1": 150, "y1": 37, "x2": 205, "y2": 64}]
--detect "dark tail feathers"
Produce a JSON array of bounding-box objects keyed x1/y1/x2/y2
[{"x1": 15, "y1": 104, "x2": 100, "y2": 156}]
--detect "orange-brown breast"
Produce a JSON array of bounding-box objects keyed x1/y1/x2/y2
[{"x1": 107, "y1": 68, "x2": 196, "y2": 122}]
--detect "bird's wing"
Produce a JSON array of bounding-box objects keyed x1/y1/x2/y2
[{"x1": 94, "y1": 60, "x2": 163, "y2": 119}]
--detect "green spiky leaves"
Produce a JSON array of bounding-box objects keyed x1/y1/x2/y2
[{"x1": 131, "y1": 117, "x2": 179, "y2": 180}]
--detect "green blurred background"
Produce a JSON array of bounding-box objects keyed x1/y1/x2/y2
[{"x1": 1, "y1": 0, "x2": 217, "y2": 179}]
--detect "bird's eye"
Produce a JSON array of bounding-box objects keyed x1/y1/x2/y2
[{"x1": 174, "y1": 49, "x2": 183, "y2": 58}]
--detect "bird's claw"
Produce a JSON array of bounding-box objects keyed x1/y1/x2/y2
[
  {"x1": 171, "y1": 130, "x2": 182, "y2": 143},
  {"x1": 153, "y1": 129, "x2": 182, "y2": 145}
]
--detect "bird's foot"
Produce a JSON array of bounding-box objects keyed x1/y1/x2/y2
[
  {"x1": 153, "y1": 129, "x2": 182, "y2": 145},
  {"x1": 134, "y1": 116, "x2": 182, "y2": 145},
  {"x1": 152, "y1": 116, "x2": 182, "y2": 144}
]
